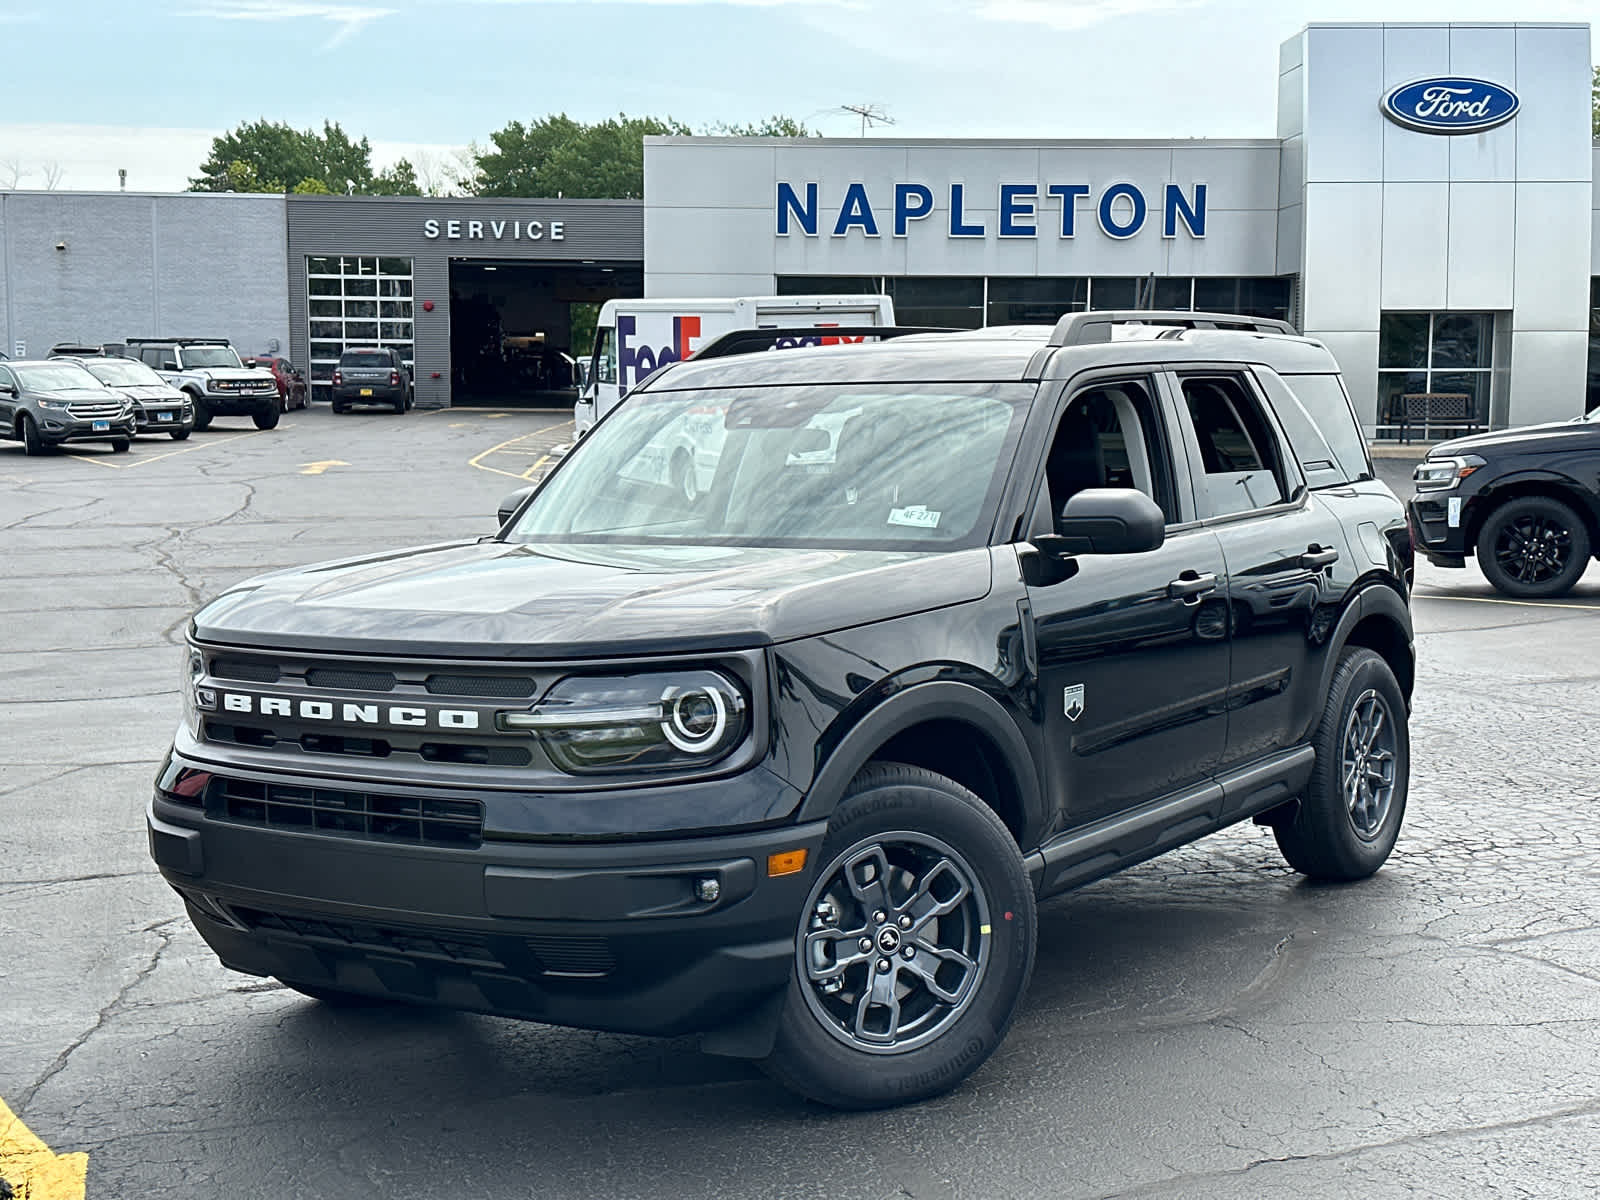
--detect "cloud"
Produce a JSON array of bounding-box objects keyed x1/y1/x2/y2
[
  {"x1": 976, "y1": 0, "x2": 1203, "y2": 30},
  {"x1": 177, "y1": 1, "x2": 395, "y2": 50}
]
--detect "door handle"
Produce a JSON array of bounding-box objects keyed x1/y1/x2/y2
[
  {"x1": 1167, "y1": 570, "x2": 1218, "y2": 603},
  {"x1": 1299, "y1": 544, "x2": 1340, "y2": 570}
]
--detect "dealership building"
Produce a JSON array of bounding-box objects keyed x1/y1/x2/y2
[{"x1": 1, "y1": 21, "x2": 1596, "y2": 434}]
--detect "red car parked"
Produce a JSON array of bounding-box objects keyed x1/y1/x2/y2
[{"x1": 245, "y1": 355, "x2": 310, "y2": 411}]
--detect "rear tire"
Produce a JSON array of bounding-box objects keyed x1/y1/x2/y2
[
  {"x1": 21, "y1": 414, "x2": 48, "y2": 456},
  {"x1": 1475, "y1": 496, "x2": 1591, "y2": 598},
  {"x1": 252, "y1": 406, "x2": 280, "y2": 430},
  {"x1": 1274, "y1": 647, "x2": 1408, "y2": 882},
  {"x1": 332, "y1": 401, "x2": 348, "y2": 414},
  {"x1": 393, "y1": 394, "x2": 406, "y2": 414},
  {"x1": 760, "y1": 762, "x2": 1035, "y2": 1109}
]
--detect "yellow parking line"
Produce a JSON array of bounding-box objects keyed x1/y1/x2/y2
[
  {"x1": 63, "y1": 428, "x2": 270, "y2": 470},
  {"x1": 467, "y1": 432, "x2": 543, "y2": 480},
  {"x1": 520, "y1": 454, "x2": 551, "y2": 481},
  {"x1": 1416, "y1": 591, "x2": 1600, "y2": 613}
]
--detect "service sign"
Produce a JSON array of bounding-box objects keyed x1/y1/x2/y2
[{"x1": 1381, "y1": 77, "x2": 1520, "y2": 135}]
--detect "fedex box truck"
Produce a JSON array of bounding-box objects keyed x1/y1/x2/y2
[{"x1": 574, "y1": 294, "x2": 895, "y2": 437}]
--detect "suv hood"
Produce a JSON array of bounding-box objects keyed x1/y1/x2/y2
[
  {"x1": 37, "y1": 386, "x2": 124, "y2": 402},
  {"x1": 1432, "y1": 419, "x2": 1600, "y2": 457},
  {"x1": 198, "y1": 368, "x2": 274, "y2": 381},
  {"x1": 193, "y1": 540, "x2": 994, "y2": 658}
]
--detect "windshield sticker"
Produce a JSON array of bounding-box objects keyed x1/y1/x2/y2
[{"x1": 888, "y1": 505, "x2": 942, "y2": 529}]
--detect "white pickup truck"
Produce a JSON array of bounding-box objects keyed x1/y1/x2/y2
[{"x1": 573, "y1": 294, "x2": 896, "y2": 438}]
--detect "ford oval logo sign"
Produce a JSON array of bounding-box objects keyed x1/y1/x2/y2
[{"x1": 1381, "y1": 77, "x2": 1520, "y2": 135}]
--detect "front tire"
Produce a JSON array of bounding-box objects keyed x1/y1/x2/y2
[
  {"x1": 761, "y1": 763, "x2": 1035, "y2": 1109},
  {"x1": 20, "y1": 414, "x2": 48, "y2": 456},
  {"x1": 252, "y1": 406, "x2": 280, "y2": 430},
  {"x1": 170, "y1": 427, "x2": 191, "y2": 441},
  {"x1": 110, "y1": 438, "x2": 130, "y2": 453},
  {"x1": 1475, "y1": 496, "x2": 1591, "y2": 598},
  {"x1": 191, "y1": 398, "x2": 213, "y2": 431},
  {"x1": 1274, "y1": 647, "x2": 1408, "y2": 881}
]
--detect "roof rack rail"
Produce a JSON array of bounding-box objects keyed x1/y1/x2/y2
[
  {"x1": 1047, "y1": 310, "x2": 1296, "y2": 348},
  {"x1": 689, "y1": 325, "x2": 958, "y2": 361},
  {"x1": 122, "y1": 336, "x2": 232, "y2": 346}
]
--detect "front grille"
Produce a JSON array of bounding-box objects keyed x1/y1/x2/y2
[
  {"x1": 206, "y1": 776, "x2": 483, "y2": 847},
  {"x1": 231, "y1": 906, "x2": 500, "y2": 967},
  {"x1": 213, "y1": 657, "x2": 281, "y2": 683},
  {"x1": 203, "y1": 721, "x2": 529, "y2": 766},
  {"x1": 66, "y1": 402, "x2": 123, "y2": 418},
  {"x1": 425, "y1": 674, "x2": 537, "y2": 697},
  {"x1": 307, "y1": 668, "x2": 397, "y2": 692},
  {"x1": 226, "y1": 907, "x2": 616, "y2": 978}
]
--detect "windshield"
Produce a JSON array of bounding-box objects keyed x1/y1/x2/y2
[
  {"x1": 505, "y1": 382, "x2": 1032, "y2": 550},
  {"x1": 15, "y1": 364, "x2": 107, "y2": 392},
  {"x1": 82, "y1": 358, "x2": 163, "y2": 387},
  {"x1": 181, "y1": 346, "x2": 243, "y2": 369}
]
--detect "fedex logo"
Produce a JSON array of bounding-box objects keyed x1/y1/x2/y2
[
  {"x1": 618, "y1": 314, "x2": 703, "y2": 390},
  {"x1": 760, "y1": 323, "x2": 867, "y2": 350}
]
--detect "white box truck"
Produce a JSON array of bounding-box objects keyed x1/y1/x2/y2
[{"x1": 573, "y1": 294, "x2": 895, "y2": 437}]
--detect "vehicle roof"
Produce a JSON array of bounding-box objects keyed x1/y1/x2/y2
[
  {"x1": 646, "y1": 326, "x2": 1340, "y2": 391},
  {"x1": 6, "y1": 358, "x2": 99, "y2": 369}
]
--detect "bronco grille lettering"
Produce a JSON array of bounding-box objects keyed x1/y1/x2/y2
[{"x1": 217, "y1": 691, "x2": 480, "y2": 731}]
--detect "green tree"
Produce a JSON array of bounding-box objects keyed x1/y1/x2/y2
[
  {"x1": 471, "y1": 113, "x2": 691, "y2": 198},
  {"x1": 706, "y1": 115, "x2": 817, "y2": 137},
  {"x1": 190, "y1": 119, "x2": 420, "y2": 195},
  {"x1": 291, "y1": 177, "x2": 332, "y2": 194}
]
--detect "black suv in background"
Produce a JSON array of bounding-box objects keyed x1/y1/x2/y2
[
  {"x1": 149, "y1": 312, "x2": 1414, "y2": 1109},
  {"x1": 331, "y1": 347, "x2": 412, "y2": 413},
  {"x1": 1409, "y1": 412, "x2": 1600, "y2": 597}
]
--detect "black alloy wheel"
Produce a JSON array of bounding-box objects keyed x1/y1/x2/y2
[
  {"x1": 1476, "y1": 496, "x2": 1591, "y2": 598},
  {"x1": 762, "y1": 763, "x2": 1035, "y2": 1109},
  {"x1": 1273, "y1": 647, "x2": 1409, "y2": 881}
]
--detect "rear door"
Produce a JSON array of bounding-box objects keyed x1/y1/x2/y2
[
  {"x1": 1023, "y1": 372, "x2": 1232, "y2": 829},
  {"x1": 1166, "y1": 368, "x2": 1353, "y2": 767}
]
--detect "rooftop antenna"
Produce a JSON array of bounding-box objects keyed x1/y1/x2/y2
[{"x1": 840, "y1": 103, "x2": 894, "y2": 137}]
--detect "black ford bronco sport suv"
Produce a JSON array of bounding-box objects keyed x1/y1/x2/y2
[{"x1": 149, "y1": 311, "x2": 1415, "y2": 1109}]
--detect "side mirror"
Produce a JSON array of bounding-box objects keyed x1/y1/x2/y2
[
  {"x1": 497, "y1": 486, "x2": 536, "y2": 528},
  {"x1": 0, "y1": 383, "x2": 13, "y2": 396},
  {"x1": 161, "y1": 360, "x2": 178, "y2": 371},
  {"x1": 1035, "y1": 488, "x2": 1165, "y2": 558}
]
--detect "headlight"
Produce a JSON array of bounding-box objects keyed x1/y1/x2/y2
[
  {"x1": 500, "y1": 670, "x2": 749, "y2": 774},
  {"x1": 179, "y1": 648, "x2": 212, "y2": 738},
  {"x1": 38, "y1": 396, "x2": 71, "y2": 408},
  {"x1": 1413, "y1": 454, "x2": 1485, "y2": 491}
]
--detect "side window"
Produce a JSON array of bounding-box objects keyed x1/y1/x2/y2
[
  {"x1": 1038, "y1": 378, "x2": 1176, "y2": 529},
  {"x1": 0, "y1": 365, "x2": 14, "y2": 389},
  {"x1": 593, "y1": 327, "x2": 617, "y2": 385},
  {"x1": 140, "y1": 347, "x2": 161, "y2": 368},
  {"x1": 1179, "y1": 374, "x2": 1291, "y2": 518},
  {"x1": 1266, "y1": 372, "x2": 1373, "y2": 487}
]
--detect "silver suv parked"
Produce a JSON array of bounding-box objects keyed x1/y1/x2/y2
[{"x1": 0, "y1": 359, "x2": 137, "y2": 454}]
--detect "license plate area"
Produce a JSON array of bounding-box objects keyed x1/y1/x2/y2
[{"x1": 92, "y1": 420, "x2": 110, "y2": 432}]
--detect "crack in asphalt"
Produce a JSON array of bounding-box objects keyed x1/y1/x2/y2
[
  {"x1": 16, "y1": 917, "x2": 181, "y2": 1111},
  {"x1": 1091, "y1": 1099, "x2": 1600, "y2": 1198},
  {"x1": 0, "y1": 871, "x2": 153, "y2": 894}
]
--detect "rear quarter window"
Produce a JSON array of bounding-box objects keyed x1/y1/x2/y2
[{"x1": 1256, "y1": 370, "x2": 1373, "y2": 488}]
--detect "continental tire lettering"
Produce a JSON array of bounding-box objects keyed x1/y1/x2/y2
[{"x1": 895, "y1": 1035, "x2": 989, "y2": 1093}]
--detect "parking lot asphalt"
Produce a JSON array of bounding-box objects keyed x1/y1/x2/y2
[{"x1": 2, "y1": 411, "x2": 1598, "y2": 1199}]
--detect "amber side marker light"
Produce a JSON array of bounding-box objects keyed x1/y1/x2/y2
[{"x1": 767, "y1": 849, "x2": 808, "y2": 877}]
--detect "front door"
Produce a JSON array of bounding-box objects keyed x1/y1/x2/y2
[
  {"x1": 1167, "y1": 370, "x2": 1350, "y2": 768},
  {"x1": 1023, "y1": 376, "x2": 1232, "y2": 830}
]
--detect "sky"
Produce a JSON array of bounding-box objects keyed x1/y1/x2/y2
[{"x1": 2, "y1": 0, "x2": 1598, "y2": 193}]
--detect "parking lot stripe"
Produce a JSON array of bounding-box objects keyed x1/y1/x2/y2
[
  {"x1": 1415, "y1": 591, "x2": 1600, "y2": 613},
  {"x1": 468, "y1": 432, "x2": 545, "y2": 480},
  {"x1": 62, "y1": 428, "x2": 273, "y2": 470},
  {"x1": 521, "y1": 454, "x2": 552, "y2": 481}
]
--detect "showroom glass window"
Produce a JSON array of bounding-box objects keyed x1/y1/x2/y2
[
  {"x1": 306, "y1": 256, "x2": 414, "y2": 398},
  {"x1": 1586, "y1": 279, "x2": 1600, "y2": 413},
  {"x1": 777, "y1": 275, "x2": 1294, "y2": 328},
  {"x1": 1376, "y1": 313, "x2": 1493, "y2": 440}
]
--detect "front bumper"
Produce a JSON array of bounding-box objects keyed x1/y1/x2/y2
[
  {"x1": 37, "y1": 411, "x2": 137, "y2": 442},
  {"x1": 148, "y1": 767, "x2": 827, "y2": 1037},
  {"x1": 201, "y1": 390, "x2": 277, "y2": 415},
  {"x1": 134, "y1": 400, "x2": 194, "y2": 433},
  {"x1": 1406, "y1": 491, "x2": 1472, "y2": 565}
]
